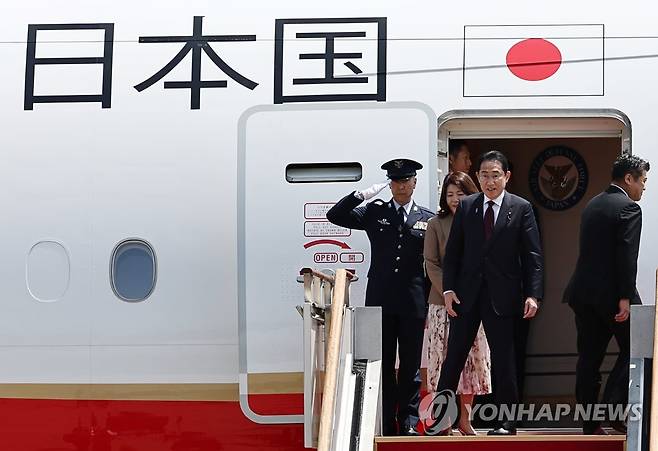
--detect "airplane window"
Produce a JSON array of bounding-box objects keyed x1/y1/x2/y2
[
  {"x1": 111, "y1": 239, "x2": 157, "y2": 302},
  {"x1": 286, "y1": 162, "x2": 362, "y2": 183}
]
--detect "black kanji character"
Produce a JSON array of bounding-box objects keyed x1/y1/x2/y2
[
  {"x1": 134, "y1": 16, "x2": 258, "y2": 109},
  {"x1": 24, "y1": 23, "x2": 114, "y2": 110},
  {"x1": 274, "y1": 18, "x2": 386, "y2": 104},
  {"x1": 292, "y1": 31, "x2": 368, "y2": 86}
]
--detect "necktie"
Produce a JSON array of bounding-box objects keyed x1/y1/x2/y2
[
  {"x1": 484, "y1": 200, "x2": 495, "y2": 241},
  {"x1": 397, "y1": 206, "x2": 406, "y2": 227}
]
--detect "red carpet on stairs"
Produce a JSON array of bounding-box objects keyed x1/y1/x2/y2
[{"x1": 375, "y1": 435, "x2": 625, "y2": 451}]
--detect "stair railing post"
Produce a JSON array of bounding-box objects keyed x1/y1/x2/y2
[{"x1": 650, "y1": 268, "x2": 658, "y2": 450}]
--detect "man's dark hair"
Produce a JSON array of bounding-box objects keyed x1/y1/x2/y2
[
  {"x1": 611, "y1": 154, "x2": 650, "y2": 180},
  {"x1": 477, "y1": 150, "x2": 509, "y2": 172},
  {"x1": 448, "y1": 139, "x2": 467, "y2": 158}
]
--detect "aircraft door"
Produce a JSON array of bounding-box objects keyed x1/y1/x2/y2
[{"x1": 238, "y1": 102, "x2": 437, "y2": 423}]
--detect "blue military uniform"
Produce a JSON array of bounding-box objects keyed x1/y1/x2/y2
[
  {"x1": 327, "y1": 194, "x2": 433, "y2": 318},
  {"x1": 326, "y1": 159, "x2": 434, "y2": 436}
]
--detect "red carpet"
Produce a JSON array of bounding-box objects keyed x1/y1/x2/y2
[{"x1": 375, "y1": 435, "x2": 625, "y2": 451}]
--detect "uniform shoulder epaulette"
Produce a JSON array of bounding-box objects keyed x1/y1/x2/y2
[
  {"x1": 371, "y1": 199, "x2": 385, "y2": 206},
  {"x1": 419, "y1": 206, "x2": 435, "y2": 214}
]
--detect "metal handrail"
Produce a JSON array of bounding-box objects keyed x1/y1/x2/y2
[
  {"x1": 317, "y1": 269, "x2": 351, "y2": 451},
  {"x1": 300, "y1": 267, "x2": 336, "y2": 285},
  {"x1": 650, "y1": 268, "x2": 658, "y2": 450},
  {"x1": 300, "y1": 267, "x2": 357, "y2": 284}
]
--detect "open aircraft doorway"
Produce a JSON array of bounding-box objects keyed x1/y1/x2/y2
[{"x1": 437, "y1": 110, "x2": 630, "y2": 427}]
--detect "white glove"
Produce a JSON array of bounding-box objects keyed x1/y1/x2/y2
[{"x1": 356, "y1": 181, "x2": 389, "y2": 200}]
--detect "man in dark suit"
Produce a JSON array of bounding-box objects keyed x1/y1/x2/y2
[
  {"x1": 326, "y1": 159, "x2": 434, "y2": 436},
  {"x1": 564, "y1": 154, "x2": 650, "y2": 435},
  {"x1": 437, "y1": 150, "x2": 544, "y2": 435}
]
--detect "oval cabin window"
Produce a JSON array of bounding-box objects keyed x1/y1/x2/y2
[{"x1": 111, "y1": 239, "x2": 157, "y2": 302}]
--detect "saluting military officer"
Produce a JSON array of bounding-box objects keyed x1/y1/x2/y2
[{"x1": 326, "y1": 158, "x2": 434, "y2": 436}]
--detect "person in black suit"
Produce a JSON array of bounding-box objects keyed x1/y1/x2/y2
[
  {"x1": 437, "y1": 150, "x2": 544, "y2": 436},
  {"x1": 326, "y1": 159, "x2": 434, "y2": 436},
  {"x1": 564, "y1": 154, "x2": 650, "y2": 435}
]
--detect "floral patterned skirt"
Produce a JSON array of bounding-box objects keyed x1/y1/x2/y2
[{"x1": 425, "y1": 303, "x2": 492, "y2": 395}]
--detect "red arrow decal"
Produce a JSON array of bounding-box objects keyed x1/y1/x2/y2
[{"x1": 304, "y1": 239, "x2": 351, "y2": 250}]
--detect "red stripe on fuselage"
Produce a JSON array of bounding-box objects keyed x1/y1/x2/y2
[{"x1": 0, "y1": 394, "x2": 305, "y2": 451}]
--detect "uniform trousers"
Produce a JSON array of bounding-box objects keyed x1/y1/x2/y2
[{"x1": 381, "y1": 314, "x2": 425, "y2": 435}]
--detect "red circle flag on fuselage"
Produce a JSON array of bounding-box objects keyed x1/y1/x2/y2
[
  {"x1": 506, "y1": 38, "x2": 562, "y2": 81},
  {"x1": 463, "y1": 24, "x2": 604, "y2": 97}
]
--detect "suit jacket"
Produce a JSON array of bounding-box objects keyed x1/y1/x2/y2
[
  {"x1": 424, "y1": 214, "x2": 453, "y2": 306},
  {"x1": 563, "y1": 185, "x2": 643, "y2": 314},
  {"x1": 326, "y1": 192, "x2": 435, "y2": 319},
  {"x1": 442, "y1": 191, "x2": 544, "y2": 316}
]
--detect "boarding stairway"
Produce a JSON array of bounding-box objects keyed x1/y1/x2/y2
[
  {"x1": 298, "y1": 268, "x2": 658, "y2": 451},
  {"x1": 298, "y1": 268, "x2": 381, "y2": 451}
]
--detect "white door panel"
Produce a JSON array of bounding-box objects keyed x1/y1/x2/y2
[{"x1": 239, "y1": 102, "x2": 437, "y2": 378}]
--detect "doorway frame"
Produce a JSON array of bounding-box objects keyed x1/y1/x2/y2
[
  {"x1": 434, "y1": 109, "x2": 632, "y2": 401},
  {"x1": 437, "y1": 109, "x2": 631, "y2": 156}
]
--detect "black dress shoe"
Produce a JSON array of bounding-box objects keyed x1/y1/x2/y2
[
  {"x1": 487, "y1": 426, "x2": 517, "y2": 436},
  {"x1": 401, "y1": 426, "x2": 420, "y2": 436}
]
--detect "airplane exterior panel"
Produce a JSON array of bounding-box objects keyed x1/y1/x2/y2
[{"x1": 0, "y1": 0, "x2": 657, "y2": 448}]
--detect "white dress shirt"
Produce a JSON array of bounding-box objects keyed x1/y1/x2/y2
[{"x1": 482, "y1": 190, "x2": 506, "y2": 224}]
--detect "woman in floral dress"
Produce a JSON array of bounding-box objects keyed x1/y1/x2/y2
[{"x1": 424, "y1": 171, "x2": 491, "y2": 435}]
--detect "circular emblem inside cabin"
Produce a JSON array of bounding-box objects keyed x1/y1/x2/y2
[{"x1": 529, "y1": 145, "x2": 588, "y2": 211}]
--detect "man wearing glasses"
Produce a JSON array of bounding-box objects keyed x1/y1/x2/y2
[
  {"x1": 327, "y1": 159, "x2": 434, "y2": 436},
  {"x1": 437, "y1": 150, "x2": 544, "y2": 435}
]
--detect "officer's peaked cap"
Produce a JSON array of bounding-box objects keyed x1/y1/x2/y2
[{"x1": 381, "y1": 158, "x2": 423, "y2": 180}]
